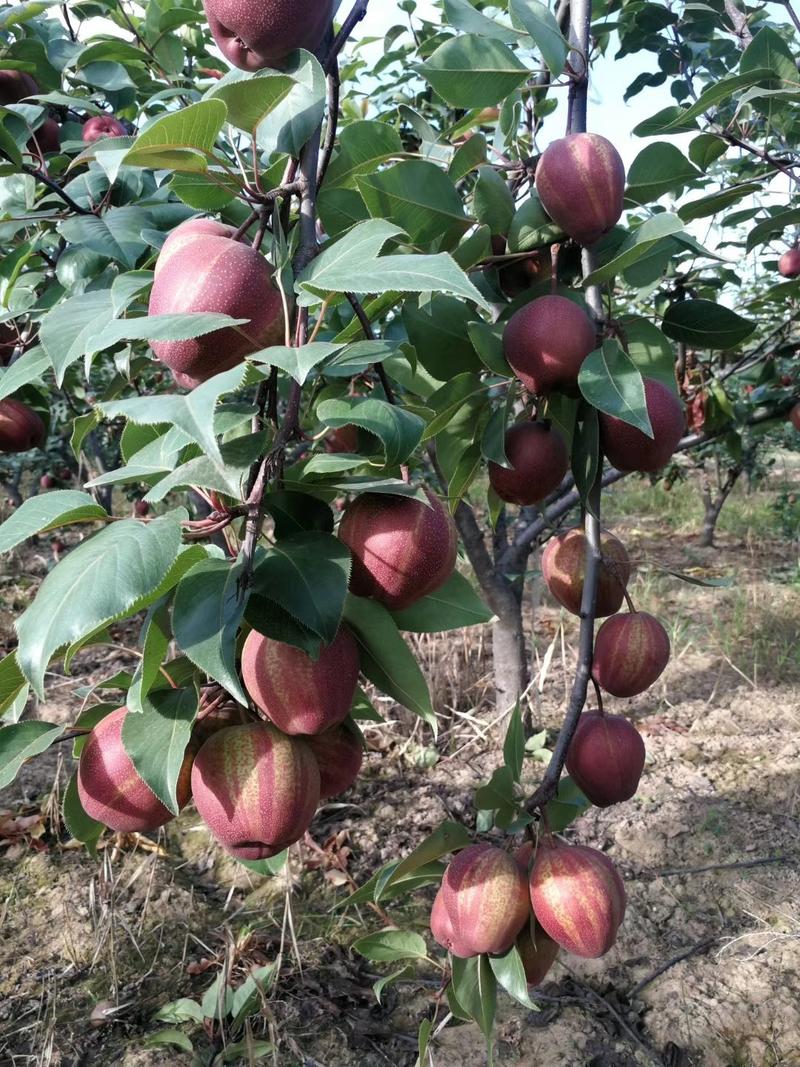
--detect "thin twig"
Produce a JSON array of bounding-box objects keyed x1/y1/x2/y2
[{"x1": 629, "y1": 938, "x2": 717, "y2": 999}]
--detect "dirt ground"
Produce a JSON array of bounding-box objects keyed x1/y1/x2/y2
[{"x1": 1, "y1": 475, "x2": 799, "y2": 1067}]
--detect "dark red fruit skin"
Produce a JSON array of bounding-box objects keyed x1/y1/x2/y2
[
  {"x1": 488, "y1": 421, "x2": 569, "y2": 505},
  {"x1": 190, "y1": 723, "x2": 320, "y2": 860},
  {"x1": 541, "y1": 527, "x2": 631, "y2": 618},
  {"x1": 338, "y1": 489, "x2": 458, "y2": 610},
  {"x1": 40, "y1": 474, "x2": 54, "y2": 489},
  {"x1": 503, "y1": 295, "x2": 596, "y2": 395},
  {"x1": 148, "y1": 218, "x2": 283, "y2": 383},
  {"x1": 31, "y1": 118, "x2": 60, "y2": 154},
  {"x1": 304, "y1": 721, "x2": 364, "y2": 799},
  {"x1": 202, "y1": 0, "x2": 334, "y2": 71},
  {"x1": 778, "y1": 248, "x2": 800, "y2": 278},
  {"x1": 592, "y1": 611, "x2": 670, "y2": 697},
  {"x1": 535, "y1": 133, "x2": 625, "y2": 246},
  {"x1": 530, "y1": 839, "x2": 626, "y2": 958},
  {"x1": 82, "y1": 115, "x2": 127, "y2": 142},
  {"x1": 326, "y1": 424, "x2": 359, "y2": 453},
  {"x1": 565, "y1": 712, "x2": 646, "y2": 807},
  {"x1": 441, "y1": 843, "x2": 530, "y2": 958},
  {"x1": 599, "y1": 379, "x2": 685, "y2": 473},
  {"x1": 77, "y1": 707, "x2": 192, "y2": 833},
  {"x1": 0, "y1": 70, "x2": 38, "y2": 104},
  {"x1": 241, "y1": 627, "x2": 360, "y2": 736},
  {"x1": 134, "y1": 499, "x2": 150, "y2": 517},
  {"x1": 430, "y1": 887, "x2": 474, "y2": 957},
  {"x1": 790, "y1": 403, "x2": 800, "y2": 432},
  {"x1": 0, "y1": 399, "x2": 46, "y2": 452}
]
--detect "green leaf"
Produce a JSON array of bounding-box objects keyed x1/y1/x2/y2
[
  {"x1": 679, "y1": 182, "x2": 762, "y2": 223},
  {"x1": 254, "y1": 49, "x2": 326, "y2": 157},
  {"x1": 39, "y1": 290, "x2": 115, "y2": 385},
  {"x1": 423, "y1": 373, "x2": 485, "y2": 440},
  {"x1": 473, "y1": 166, "x2": 515, "y2": 236},
  {"x1": 172, "y1": 557, "x2": 249, "y2": 705},
  {"x1": 237, "y1": 851, "x2": 289, "y2": 876},
  {"x1": 372, "y1": 820, "x2": 471, "y2": 901},
  {"x1": 373, "y1": 966, "x2": 413, "y2": 1005},
  {"x1": 503, "y1": 704, "x2": 524, "y2": 783},
  {"x1": 250, "y1": 532, "x2": 351, "y2": 645},
  {"x1": 451, "y1": 955, "x2": 496, "y2": 1043},
  {"x1": 418, "y1": 35, "x2": 528, "y2": 109},
  {"x1": 619, "y1": 315, "x2": 678, "y2": 391},
  {"x1": 317, "y1": 397, "x2": 424, "y2": 467},
  {"x1": 571, "y1": 406, "x2": 600, "y2": 514},
  {"x1": 62, "y1": 772, "x2": 103, "y2": 853},
  {"x1": 661, "y1": 299, "x2": 756, "y2": 348},
  {"x1": 343, "y1": 595, "x2": 436, "y2": 731},
  {"x1": 352, "y1": 929, "x2": 428, "y2": 963},
  {"x1": 489, "y1": 944, "x2": 537, "y2": 1010},
  {"x1": 121, "y1": 687, "x2": 197, "y2": 815},
  {"x1": 296, "y1": 220, "x2": 491, "y2": 312},
  {"x1": 357, "y1": 160, "x2": 470, "y2": 247},
  {"x1": 688, "y1": 133, "x2": 728, "y2": 170},
  {"x1": 124, "y1": 99, "x2": 227, "y2": 171},
  {"x1": 584, "y1": 213, "x2": 684, "y2": 286},
  {"x1": 448, "y1": 131, "x2": 487, "y2": 183},
  {"x1": 90, "y1": 312, "x2": 250, "y2": 351},
  {"x1": 154, "y1": 998, "x2": 205, "y2": 1025},
  {"x1": 249, "y1": 342, "x2": 344, "y2": 385},
  {"x1": 659, "y1": 69, "x2": 776, "y2": 131},
  {"x1": 16, "y1": 516, "x2": 183, "y2": 698},
  {"x1": 443, "y1": 0, "x2": 519, "y2": 43},
  {"x1": 0, "y1": 491, "x2": 107, "y2": 554},
  {"x1": 59, "y1": 207, "x2": 149, "y2": 269},
  {"x1": 509, "y1": 0, "x2": 569, "y2": 77},
  {"x1": 745, "y1": 208, "x2": 800, "y2": 253},
  {"x1": 625, "y1": 142, "x2": 701, "y2": 204},
  {"x1": 127, "y1": 600, "x2": 171, "y2": 714},
  {"x1": 206, "y1": 68, "x2": 295, "y2": 133},
  {"x1": 338, "y1": 860, "x2": 444, "y2": 908},
  {"x1": 322, "y1": 119, "x2": 405, "y2": 191},
  {"x1": 507, "y1": 192, "x2": 565, "y2": 252},
  {"x1": 0, "y1": 345, "x2": 50, "y2": 403},
  {"x1": 99, "y1": 363, "x2": 250, "y2": 468},
  {"x1": 142, "y1": 1030, "x2": 193, "y2": 1054},
  {"x1": 417, "y1": 1019, "x2": 433, "y2": 1066},
  {"x1": 170, "y1": 171, "x2": 240, "y2": 211},
  {"x1": 545, "y1": 775, "x2": 590, "y2": 832},
  {"x1": 0, "y1": 653, "x2": 27, "y2": 721},
  {"x1": 467, "y1": 319, "x2": 511, "y2": 376},
  {"x1": 390, "y1": 571, "x2": 494, "y2": 632},
  {"x1": 579, "y1": 339, "x2": 653, "y2": 436},
  {"x1": 405, "y1": 295, "x2": 483, "y2": 379},
  {"x1": 0, "y1": 720, "x2": 64, "y2": 789}
]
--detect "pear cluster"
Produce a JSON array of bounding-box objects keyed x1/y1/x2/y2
[
  {"x1": 542, "y1": 524, "x2": 671, "y2": 807},
  {"x1": 431, "y1": 837, "x2": 626, "y2": 984},
  {"x1": 77, "y1": 632, "x2": 365, "y2": 855}
]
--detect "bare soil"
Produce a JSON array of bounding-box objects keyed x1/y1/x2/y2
[{"x1": 1, "y1": 486, "x2": 799, "y2": 1067}]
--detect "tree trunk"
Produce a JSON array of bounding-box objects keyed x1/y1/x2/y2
[{"x1": 491, "y1": 595, "x2": 528, "y2": 712}]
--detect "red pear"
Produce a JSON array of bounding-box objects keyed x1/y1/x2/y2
[
  {"x1": 0, "y1": 70, "x2": 38, "y2": 104},
  {"x1": 541, "y1": 527, "x2": 631, "y2": 618},
  {"x1": 0, "y1": 399, "x2": 46, "y2": 452},
  {"x1": 31, "y1": 118, "x2": 60, "y2": 154},
  {"x1": 191, "y1": 722, "x2": 320, "y2": 860},
  {"x1": 440, "y1": 843, "x2": 530, "y2": 958},
  {"x1": 592, "y1": 611, "x2": 670, "y2": 697},
  {"x1": 430, "y1": 887, "x2": 474, "y2": 957},
  {"x1": 77, "y1": 707, "x2": 192, "y2": 833},
  {"x1": 202, "y1": 0, "x2": 334, "y2": 71},
  {"x1": 338, "y1": 489, "x2": 458, "y2": 610},
  {"x1": 778, "y1": 248, "x2": 800, "y2": 279},
  {"x1": 503, "y1": 295, "x2": 596, "y2": 395},
  {"x1": 599, "y1": 378, "x2": 685, "y2": 473},
  {"x1": 488, "y1": 420, "x2": 569, "y2": 505},
  {"x1": 82, "y1": 115, "x2": 127, "y2": 142},
  {"x1": 304, "y1": 721, "x2": 364, "y2": 799},
  {"x1": 535, "y1": 133, "x2": 625, "y2": 246},
  {"x1": 790, "y1": 403, "x2": 800, "y2": 431},
  {"x1": 241, "y1": 627, "x2": 359, "y2": 736},
  {"x1": 565, "y1": 712, "x2": 646, "y2": 807},
  {"x1": 530, "y1": 839, "x2": 626, "y2": 958},
  {"x1": 326, "y1": 424, "x2": 360, "y2": 453},
  {"x1": 148, "y1": 217, "x2": 283, "y2": 383}
]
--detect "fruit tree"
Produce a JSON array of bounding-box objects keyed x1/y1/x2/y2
[{"x1": 0, "y1": 0, "x2": 799, "y2": 1060}]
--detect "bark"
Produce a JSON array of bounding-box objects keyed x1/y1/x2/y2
[
  {"x1": 492, "y1": 599, "x2": 527, "y2": 711},
  {"x1": 697, "y1": 460, "x2": 742, "y2": 548}
]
